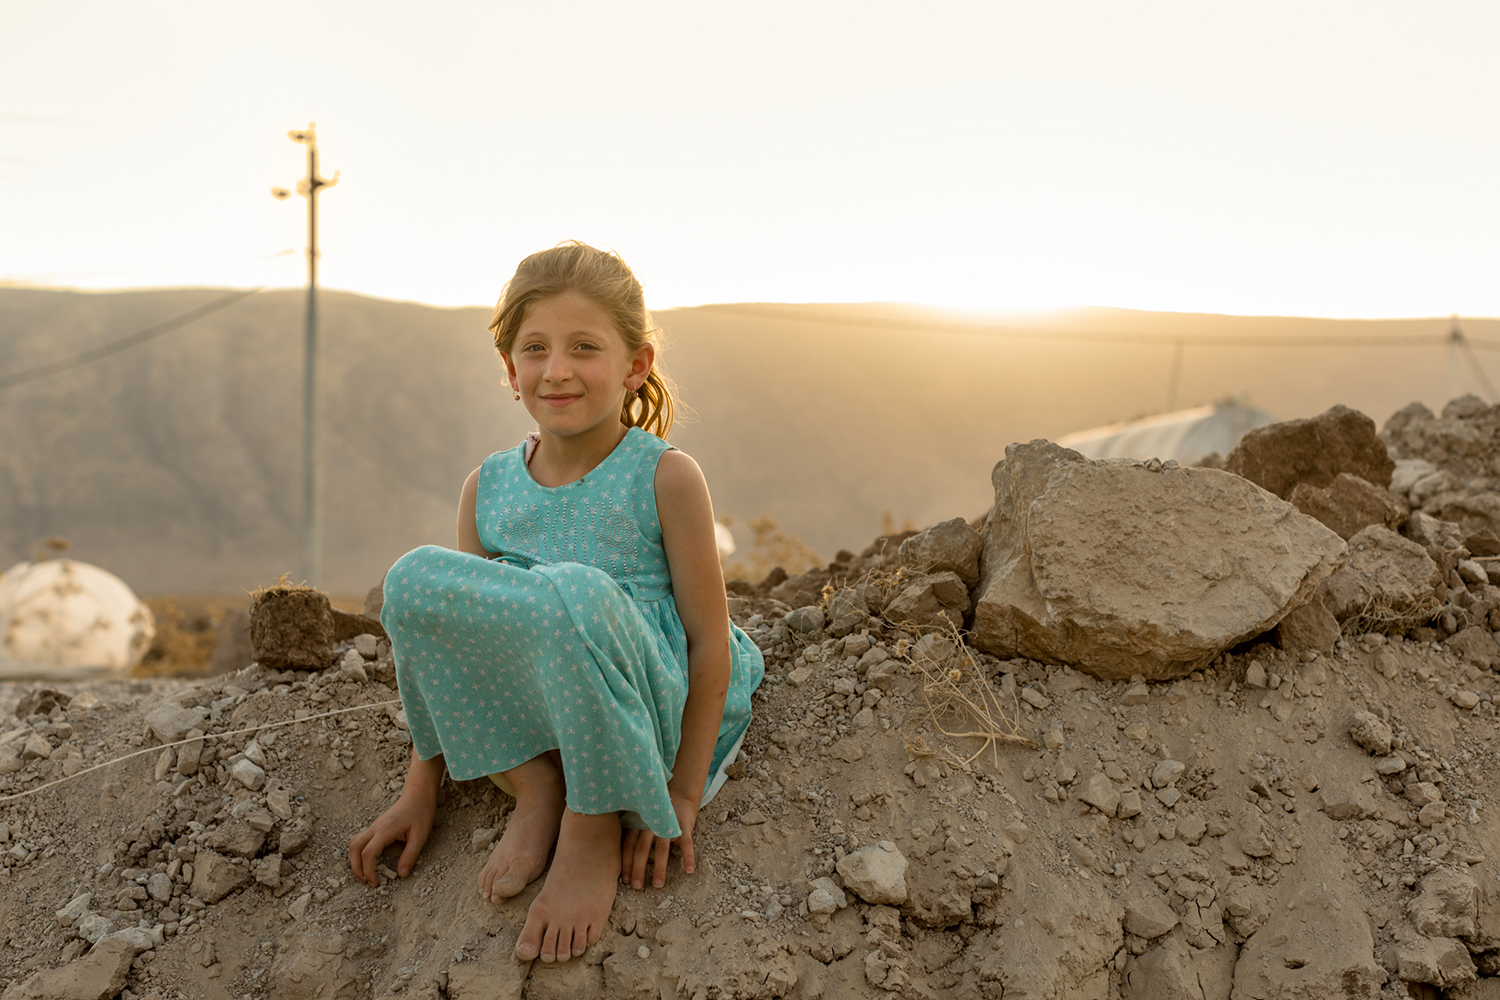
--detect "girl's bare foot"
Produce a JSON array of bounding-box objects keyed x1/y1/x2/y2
[
  {"x1": 479, "y1": 757, "x2": 566, "y2": 904},
  {"x1": 515, "y1": 808, "x2": 621, "y2": 962}
]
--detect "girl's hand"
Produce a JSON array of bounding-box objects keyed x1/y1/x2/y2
[
  {"x1": 348, "y1": 790, "x2": 438, "y2": 887},
  {"x1": 620, "y1": 792, "x2": 700, "y2": 889}
]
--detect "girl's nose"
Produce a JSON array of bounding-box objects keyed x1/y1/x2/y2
[{"x1": 543, "y1": 354, "x2": 573, "y2": 383}]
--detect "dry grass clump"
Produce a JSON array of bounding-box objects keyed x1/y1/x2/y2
[
  {"x1": 1340, "y1": 593, "x2": 1443, "y2": 637},
  {"x1": 897, "y1": 620, "x2": 1036, "y2": 767}
]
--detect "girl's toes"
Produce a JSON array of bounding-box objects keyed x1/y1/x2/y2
[{"x1": 514, "y1": 925, "x2": 541, "y2": 962}]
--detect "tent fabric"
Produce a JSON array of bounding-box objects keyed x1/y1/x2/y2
[
  {"x1": 0, "y1": 559, "x2": 155, "y2": 671},
  {"x1": 1056, "y1": 402, "x2": 1276, "y2": 467}
]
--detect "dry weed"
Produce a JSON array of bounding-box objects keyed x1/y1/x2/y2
[
  {"x1": 895, "y1": 619, "x2": 1037, "y2": 767},
  {"x1": 1339, "y1": 593, "x2": 1443, "y2": 637}
]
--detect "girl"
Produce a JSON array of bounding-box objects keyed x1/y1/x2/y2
[{"x1": 348, "y1": 242, "x2": 764, "y2": 964}]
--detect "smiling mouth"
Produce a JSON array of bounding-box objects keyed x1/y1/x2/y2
[{"x1": 539, "y1": 394, "x2": 580, "y2": 405}]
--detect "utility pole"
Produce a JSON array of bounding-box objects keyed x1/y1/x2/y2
[
  {"x1": 273, "y1": 123, "x2": 339, "y2": 588},
  {"x1": 1449, "y1": 314, "x2": 1463, "y2": 405}
]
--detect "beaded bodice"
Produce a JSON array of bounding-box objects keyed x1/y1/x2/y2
[{"x1": 475, "y1": 427, "x2": 676, "y2": 602}]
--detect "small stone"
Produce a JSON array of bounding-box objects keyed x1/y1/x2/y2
[
  {"x1": 338, "y1": 649, "x2": 368, "y2": 682},
  {"x1": 1452, "y1": 690, "x2": 1481, "y2": 710},
  {"x1": 1155, "y1": 787, "x2": 1182, "y2": 809},
  {"x1": 76, "y1": 912, "x2": 114, "y2": 944},
  {"x1": 740, "y1": 810, "x2": 768, "y2": 826},
  {"x1": 243, "y1": 740, "x2": 268, "y2": 768},
  {"x1": 190, "y1": 849, "x2": 249, "y2": 903},
  {"x1": 353, "y1": 634, "x2": 379, "y2": 658},
  {"x1": 288, "y1": 892, "x2": 312, "y2": 921},
  {"x1": 1123, "y1": 892, "x2": 1179, "y2": 939},
  {"x1": 471, "y1": 827, "x2": 498, "y2": 850},
  {"x1": 786, "y1": 667, "x2": 813, "y2": 688},
  {"x1": 230, "y1": 758, "x2": 266, "y2": 790},
  {"x1": 1177, "y1": 814, "x2": 1208, "y2": 845},
  {"x1": 266, "y1": 786, "x2": 293, "y2": 821},
  {"x1": 1120, "y1": 683, "x2": 1150, "y2": 705},
  {"x1": 784, "y1": 607, "x2": 826, "y2": 634},
  {"x1": 147, "y1": 872, "x2": 172, "y2": 902},
  {"x1": 1418, "y1": 802, "x2": 1447, "y2": 828},
  {"x1": 1043, "y1": 728, "x2": 1065, "y2": 749},
  {"x1": 1406, "y1": 782, "x2": 1442, "y2": 807},
  {"x1": 1375, "y1": 755, "x2": 1408, "y2": 776},
  {"x1": 1077, "y1": 774, "x2": 1122, "y2": 816},
  {"x1": 1117, "y1": 790, "x2": 1143, "y2": 819},
  {"x1": 21, "y1": 733, "x2": 52, "y2": 760},
  {"x1": 55, "y1": 893, "x2": 92, "y2": 926},
  {"x1": 1244, "y1": 661, "x2": 1268, "y2": 688},
  {"x1": 1151, "y1": 759, "x2": 1185, "y2": 788},
  {"x1": 836, "y1": 841, "x2": 908, "y2": 905},
  {"x1": 244, "y1": 808, "x2": 276, "y2": 833},
  {"x1": 1349, "y1": 711, "x2": 1394, "y2": 755},
  {"x1": 144, "y1": 704, "x2": 208, "y2": 744},
  {"x1": 252, "y1": 853, "x2": 283, "y2": 888},
  {"x1": 1374, "y1": 647, "x2": 1400, "y2": 679},
  {"x1": 1020, "y1": 687, "x2": 1050, "y2": 709},
  {"x1": 866, "y1": 660, "x2": 899, "y2": 691},
  {"x1": 637, "y1": 945, "x2": 651, "y2": 960},
  {"x1": 1123, "y1": 721, "x2": 1149, "y2": 741},
  {"x1": 176, "y1": 730, "x2": 204, "y2": 776}
]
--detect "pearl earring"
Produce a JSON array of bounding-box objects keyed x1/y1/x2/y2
[{"x1": 513, "y1": 390, "x2": 521, "y2": 401}]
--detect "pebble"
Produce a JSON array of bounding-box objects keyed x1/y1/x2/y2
[
  {"x1": 231, "y1": 759, "x2": 267, "y2": 791},
  {"x1": 1452, "y1": 690, "x2": 1480, "y2": 709}
]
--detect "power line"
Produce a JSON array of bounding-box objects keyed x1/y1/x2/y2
[
  {"x1": 706, "y1": 304, "x2": 1500, "y2": 350},
  {"x1": 0, "y1": 287, "x2": 263, "y2": 391}
]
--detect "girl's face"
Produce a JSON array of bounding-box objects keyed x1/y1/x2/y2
[{"x1": 501, "y1": 290, "x2": 654, "y2": 441}]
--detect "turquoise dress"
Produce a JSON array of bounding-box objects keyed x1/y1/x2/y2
[{"x1": 381, "y1": 427, "x2": 764, "y2": 838}]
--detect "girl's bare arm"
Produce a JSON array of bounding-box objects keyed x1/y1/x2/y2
[
  {"x1": 456, "y1": 466, "x2": 500, "y2": 557},
  {"x1": 655, "y1": 449, "x2": 733, "y2": 805}
]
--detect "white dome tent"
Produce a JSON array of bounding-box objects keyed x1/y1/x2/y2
[
  {"x1": 0, "y1": 559, "x2": 155, "y2": 676},
  {"x1": 1056, "y1": 400, "x2": 1276, "y2": 467}
]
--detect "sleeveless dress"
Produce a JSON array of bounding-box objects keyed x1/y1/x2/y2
[{"x1": 380, "y1": 427, "x2": 765, "y2": 839}]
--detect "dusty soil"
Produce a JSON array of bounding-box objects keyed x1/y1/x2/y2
[{"x1": 3, "y1": 545, "x2": 1499, "y2": 998}]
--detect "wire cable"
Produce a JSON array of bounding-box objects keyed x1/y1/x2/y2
[
  {"x1": 0, "y1": 287, "x2": 264, "y2": 391},
  {"x1": 705, "y1": 304, "x2": 1499, "y2": 350},
  {"x1": 0, "y1": 698, "x2": 399, "y2": 804},
  {"x1": 1459, "y1": 333, "x2": 1499, "y2": 401}
]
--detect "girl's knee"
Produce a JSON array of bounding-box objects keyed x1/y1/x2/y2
[{"x1": 382, "y1": 546, "x2": 461, "y2": 623}]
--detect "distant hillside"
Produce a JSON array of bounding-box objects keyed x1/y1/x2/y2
[{"x1": 1, "y1": 287, "x2": 1493, "y2": 593}]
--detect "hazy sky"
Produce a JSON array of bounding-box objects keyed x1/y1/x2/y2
[{"x1": 3, "y1": 1, "x2": 1497, "y2": 317}]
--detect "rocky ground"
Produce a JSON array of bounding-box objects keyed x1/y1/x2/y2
[{"x1": 7, "y1": 399, "x2": 1500, "y2": 999}]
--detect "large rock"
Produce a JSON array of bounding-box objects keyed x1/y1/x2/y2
[
  {"x1": 898, "y1": 518, "x2": 983, "y2": 588},
  {"x1": 1286, "y1": 473, "x2": 1407, "y2": 540},
  {"x1": 835, "y1": 841, "x2": 908, "y2": 905},
  {"x1": 1, "y1": 935, "x2": 134, "y2": 1000},
  {"x1": 1383, "y1": 396, "x2": 1500, "y2": 480},
  {"x1": 1225, "y1": 404, "x2": 1395, "y2": 498},
  {"x1": 973, "y1": 441, "x2": 1346, "y2": 680},
  {"x1": 1318, "y1": 524, "x2": 1444, "y2": 623},
  {"x1": 1410, "y1": 866, "x2": 1480, "y2": 939},
  {"x1": 1233, "y1": 872, "x2": 1386, "y2": 998},
  {"x1": 1421, "y1": 490, "x2": 1500, "y2": 556}
]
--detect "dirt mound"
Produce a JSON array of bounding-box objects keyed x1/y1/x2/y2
[{"x1": 6, "y1": 402, "x2": 1500, "y2": 999}]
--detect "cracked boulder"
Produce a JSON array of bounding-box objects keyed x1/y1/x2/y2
[{"x1": 973, "y1": 441, "x2": 1346, "y2": 680}]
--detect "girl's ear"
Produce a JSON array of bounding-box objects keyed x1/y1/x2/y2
[
  {"x1": 500, "y1": 351, "x2": 518, "y2": 389},
  {"x1": 626, "y1": 342, "x2": 656, "y2": 391}
]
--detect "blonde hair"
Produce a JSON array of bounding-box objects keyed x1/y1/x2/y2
[{"x1": 487, "y1": 242, "x2": 675, "y2": 438}]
